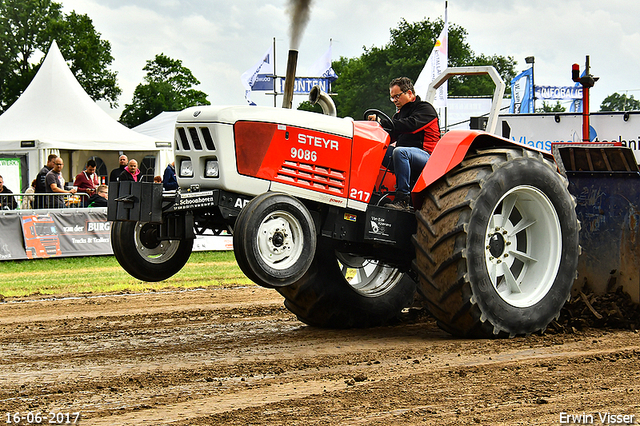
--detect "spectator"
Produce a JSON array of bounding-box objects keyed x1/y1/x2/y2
[
  {"x1": 153, "y1": 175, "x2": 162, "y2": 183},
  {"x1": 87, "y1": 184, "x2": 108, "y2": 207},
  {"x1": 163, "y1": 161, "x2": 178, "y2": 190},
  {"x1": 45, "y1": 158, "x2": 76, "y2": 208},
  {"x1": 21, "y1": 179, "x2": 36, "y2": 210},
  {"x1": 34, "y1": 154, "x2": 57, "y2": 208},
  {"x1": 74, "y1": 159, "x2": 100, "y2": 206},
  {"x1": 119, "y1": 159, "x2": 140, "y2": 182},
  {"x1": 0, "y1": 175, "x2": 18, "y2": 210},
  {"x1": 109, "y1": 154, "x2": 128, "y2": 183}
]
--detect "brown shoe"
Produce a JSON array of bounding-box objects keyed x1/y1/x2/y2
[{"x1": 387, "y1": 194, "x2": 412, "y2": 211}]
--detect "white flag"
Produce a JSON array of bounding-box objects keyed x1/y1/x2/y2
[
  {"x1": 307, "y1": 44, "x2": 338, "y2": 81},
  {"x1": 414, "y1": 6, "x2": 448, "y2": 107},
  {"x1": 240, "y1": 45, "x2": 274, "y2": 105}
]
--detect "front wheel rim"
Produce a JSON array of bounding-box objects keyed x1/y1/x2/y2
[
  {"x1": 483, "y1": 185, "x2": 562, "y2": 308},
  {"x1": 256, "y1": 210, "x2": 305, "y2": 270}
]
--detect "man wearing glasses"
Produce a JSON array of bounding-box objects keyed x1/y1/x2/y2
[
  {"x1": 369, "y1": 76, "x2": 440, "y2": 211},
  {"x1": 45, "y1": 158, "x2": 77, "y2": 208},
  {"x1": 87, "y1": 184, "x2": 108, "y2": 207}
]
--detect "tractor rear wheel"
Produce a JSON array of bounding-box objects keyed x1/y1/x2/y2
[
  {"x1": 277, "y1": 237, "x2": 416, "y2": 328},
  {"x1": 413, "y1": 147, "x2": 579, "y2": 337}
]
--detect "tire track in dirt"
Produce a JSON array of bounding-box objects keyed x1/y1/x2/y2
[{"x1": 1, "y1": 286, "x2": 639, "y2": 425}]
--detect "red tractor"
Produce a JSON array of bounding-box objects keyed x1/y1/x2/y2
[{"x1": 109, "y1": 67, "x2": 585, "y2": 338}]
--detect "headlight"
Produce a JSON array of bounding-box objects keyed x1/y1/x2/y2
[
  {"x1": 205, "y1": 160, "x2": 219, "y2": 178},
  {"x1": 180, "y1": 160, "x2": 193, "y2": 177}
]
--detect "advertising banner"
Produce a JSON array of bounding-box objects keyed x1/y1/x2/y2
[
  {"x1": 241, "y1": 45, "x2": 274, "y2": 105},
  {"x1": 0, "y1": 214, "x2": 27, "y2": 261},
  {"x1": 498, "y1": 111, "x2": 640, "y2": 164},
  {"x1": 535, "y1": 85, "x2": 582, "y2": 100},
  {"x1": 509, "y1": 68, "x2": 533, "y2": 114},
  {"x1": 8, "y1": 209, "x2": 112, "y2": 260},
  {"x1": 0, "y1": 158, "x2": 22, "y2": 196},
  {"x1": 279, "y1": 77, "x2": 332, "y2": 94},
  {"x1": 1, "y1": 208, "x2": 233, "y2": 262},
  {"x1": 414, "y1": 4, "x2": 448, "y2": 107}
]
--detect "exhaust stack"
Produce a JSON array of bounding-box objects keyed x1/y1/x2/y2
[
  {"x1": 282, "y1": 49, "x2": 298, "y2": 109},
  {"x1": 309, "y1": 85, "x2": 336, "y2": 116}
]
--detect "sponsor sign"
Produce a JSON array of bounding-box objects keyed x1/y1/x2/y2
[
  {"x1": 498, "y1": 111, "x2": 640, "y2": 164},
  {"x1": 535, "y1": 85, "x2": 583, "y2": 100},
  {"x1": 0, "y1": 209, "x2": 233, "y2": 261},
  {"x1": 279, "y1": 77, "x2": 331, "y2": 94},
  {"x1": 173, "y1": 190, "x2": 216, "y2": 211}
]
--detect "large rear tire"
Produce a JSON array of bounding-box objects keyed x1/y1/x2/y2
[
  {"x1": 277, "y1": 238, "x2": 416, "y2": 328},
  {"x1": 413, "y1": 148, "x2": 579, "y2": 337},
  {"x1": 111, "y1": 221, "x2": 193, "y2": 282}
]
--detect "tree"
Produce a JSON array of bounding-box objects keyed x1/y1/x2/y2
[
  {"x1": 600, "y1": 92, "x2": 640, "y2": 111},
  {"x1": 46, "y1": 11, "x2": 121, "y2": 107},
  {"x1": 119, "y1": 54, "x2": 210, "y2": 128},
  {"x1": 0, "y1": 0, "x2": 121, "y2": 113},
  {"x1": 537, "y1": 101, "x2": 566, "y2": 113},
  {"x1": 298, "y1": 18, "x2": 517, "y2": 118}
]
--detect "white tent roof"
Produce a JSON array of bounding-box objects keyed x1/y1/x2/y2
[
  {"x1": 0, "y1": 41, "x2": 158, "y2": 151},
  {"x1": 133, "y1": 111, "x2": 179, "y2": 142}
]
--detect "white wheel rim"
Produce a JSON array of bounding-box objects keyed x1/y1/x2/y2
[
  {"x1": 134, "y1": 223, "x2": 180, "y2": 264},
  {"x1": 336, "y1": 252, "x2": 404, "y2": 297},
  {"x1": 483, "y1": 185, "x2": 562, "y2": 308},
  {"x1": 256, "y1": 210, "x2": 305, "y2": 271}
]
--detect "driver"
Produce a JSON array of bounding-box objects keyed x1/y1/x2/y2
[{"x1": 369, "y1": 77, "x2": 440, "y2": 211}]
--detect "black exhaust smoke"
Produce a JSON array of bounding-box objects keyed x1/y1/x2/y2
[
  {"x1": 282, "y1": 0, "x2": 312, "y2": 109},
  {"x1": 287, "y1": 0, "x2": 312, "y2": 50}
]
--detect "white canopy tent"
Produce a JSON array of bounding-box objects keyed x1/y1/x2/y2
[
  {"x1": 0, "y1": 41, "x2": 168, "y2": 191},
  {"x1": 133, "y1": 111, "x2": 179, "y2": 144}
]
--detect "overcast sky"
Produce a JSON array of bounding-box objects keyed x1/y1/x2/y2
[{"x1": 58, "y1": 0, "x2": 640, "y2": 119}]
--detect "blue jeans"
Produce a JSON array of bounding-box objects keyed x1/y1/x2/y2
[{"x1": 383, "y1": 145, "x2": 430, "y2": 196}]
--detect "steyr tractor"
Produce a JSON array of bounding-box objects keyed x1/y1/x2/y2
[{"x1": 108, "y1": 64, "x2": 635, "y2": 338}]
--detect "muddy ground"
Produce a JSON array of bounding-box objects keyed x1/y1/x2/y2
[{"x1": 1, "y1": 286, "x2": 639, "y2": 425}]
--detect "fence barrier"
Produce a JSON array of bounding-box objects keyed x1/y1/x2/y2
[
  {"x1": 0, "y1": 205, "x2": 232, "y2": 262},
  {"x1": 1, "y1": 192, "x2": 92, "y2": 210}
]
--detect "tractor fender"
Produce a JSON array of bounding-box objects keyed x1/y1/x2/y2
[{"x1": 411, "y1": 130, "x2": 527, "y2": 209}]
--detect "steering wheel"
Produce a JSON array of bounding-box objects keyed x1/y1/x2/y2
[{"x1": 363, "y1": 109, "x2": 394, "y2": 133}]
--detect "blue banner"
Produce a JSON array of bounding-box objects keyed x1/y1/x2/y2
[
  {"x1": 535, "y1": 86, "x2": 583, "y2": 100},
  {"x1": 251, "y1": 75, "x2": 275, "y2": 91},
  {"x1": 280, "y1": 77, "x2": 332, "y2": 94},
  {"x1": 509, "y1": 68, "x2": 533, "y2": 114}
]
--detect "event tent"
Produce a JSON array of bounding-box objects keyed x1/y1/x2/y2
[
  {"x1": 0, "y1": 41, "x2": 168, "y2": 191},
  {"x1": 133, "y1": 111, "x2": 180, "y2": 143}
]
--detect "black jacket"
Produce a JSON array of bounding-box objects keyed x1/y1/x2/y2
[
  {"x1": 34, "y1": 165, "x2": 50, "y2": 194},
  {"x1": 0, "y1": 186, "x2": 17, "y2": 210},
  {"x1": 87, "y1": 193, "x2": 107, "y2": 207},
  {"x1": 109, "y1": 165, "x2": 126, "y2": 183},
  {"x1": 390, "y1": 96, "x2": 440, "y2": 153}
]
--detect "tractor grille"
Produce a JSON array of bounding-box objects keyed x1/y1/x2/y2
[
  {"x1": 276, "y1": 160, "x2": 346, "y2": 195},
  {"x1": 175, "y1": 126, "x2": 216, "y2": 151}
]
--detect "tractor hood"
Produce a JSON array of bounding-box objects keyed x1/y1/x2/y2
[{"x1": 177, "y1": 105, "x2": 354, "y2": 139}]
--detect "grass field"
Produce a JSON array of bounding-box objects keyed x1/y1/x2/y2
[{"x1": 0, "y1": 251, "x2": 253, "y2": 298}]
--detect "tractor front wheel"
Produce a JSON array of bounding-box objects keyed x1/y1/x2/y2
[{"x1": 233, "y1": 192, "x2": 317, "y2": 288}]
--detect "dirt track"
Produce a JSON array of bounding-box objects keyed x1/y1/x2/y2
[{"x1": 1, "y1": 286, "x2": 639, "y2": 425}]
